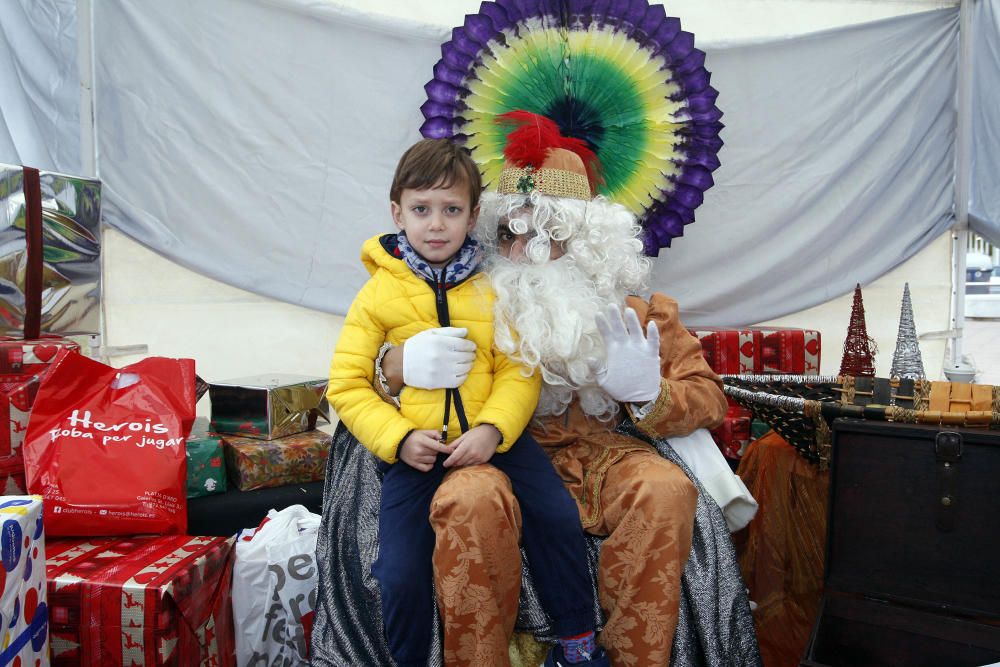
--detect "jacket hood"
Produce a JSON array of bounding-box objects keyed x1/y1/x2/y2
[{"x1": 361, "y1": 234, "x2": 407, "y2": 278}]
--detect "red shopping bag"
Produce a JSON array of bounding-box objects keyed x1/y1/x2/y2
[{"x1": 23, "y1": 349, "x2": 195, "y2": 536}]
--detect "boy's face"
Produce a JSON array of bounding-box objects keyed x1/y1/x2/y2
[{"x1": 392, "y1": 181, "x2": 478, "y2": 268}]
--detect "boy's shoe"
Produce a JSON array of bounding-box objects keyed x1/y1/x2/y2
[{"x1": 543, "y1": 644, "x2": 610, "y2": 667}]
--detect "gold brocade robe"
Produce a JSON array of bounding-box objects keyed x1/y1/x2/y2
[{"x1": 430, "y1": 293, "x2": 729, "y2": 667}]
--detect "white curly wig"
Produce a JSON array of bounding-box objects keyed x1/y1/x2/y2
[{"x1": 475, "y1": 190, "x2": 652, "y2": 419}]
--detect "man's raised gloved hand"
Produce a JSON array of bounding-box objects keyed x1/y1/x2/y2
[{"x1": 594, "y1": 305, "x2": 661, "y2": 403}]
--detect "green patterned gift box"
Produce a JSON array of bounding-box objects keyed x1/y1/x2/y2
[
  {"x1": 186, "y1": 433, "x2": 227, "y2": 498},
  {"x1": 222, "y1": 429, "x2": 331, "y2": 491}
]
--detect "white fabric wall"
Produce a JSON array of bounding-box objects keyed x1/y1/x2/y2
[
  {"x1": 101, "y1": 0, "x2": 956, "y2": 398},
  {"x1": 0, "y1": 0, "x2": 959, "y2": 406},
  {"x1": 971, "y1": 0, "x2": 1000, "y2": 244},
  {"x1": 79, "y1": 0, "x2": 957, "y2": 322}
]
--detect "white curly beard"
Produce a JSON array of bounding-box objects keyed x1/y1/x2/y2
[
  {"x1": 483, "y1": 192, "x2": 652, "y2": 420},
  {"x1": 489, "y1": 256, "x2": 622, "y2": 419}
]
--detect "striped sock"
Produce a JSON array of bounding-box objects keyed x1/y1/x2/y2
[{"x1": 559, "y1": 631, "x2": 597, "y2": 663}]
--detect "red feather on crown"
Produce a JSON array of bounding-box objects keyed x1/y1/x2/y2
[{"x1": 497, "y1": 110, "x2": 603, "y2": 192}]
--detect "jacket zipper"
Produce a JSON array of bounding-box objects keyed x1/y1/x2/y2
[{"x1": 432, "y1": 268, "x2": 469, "y2": 440}]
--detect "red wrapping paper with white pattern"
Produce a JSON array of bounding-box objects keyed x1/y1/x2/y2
[
  {"x1": 711, "y1": 405, "x2": 753, "y2": 459},
  {"x1": 688, "y1": 327, "x2": 821, "y2": 375},
  {"x1": 0, "y1": 341, "x2": 80, "y2": 494},
  {"x1": 689, "y1": 327, "x2": 821, "y2": 459},
  {"x1": 45, "y1": 535, "x2": 235, "y2": 666}
]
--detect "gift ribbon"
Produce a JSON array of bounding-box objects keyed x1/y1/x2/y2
[{"x1": 21, "y1": 167, "x2": 43, "y2": 341}]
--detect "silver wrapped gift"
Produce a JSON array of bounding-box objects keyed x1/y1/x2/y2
[
  {"x1": 209, "y1": 374, "x2": 331, "y2": 440},
  {"x1": 0, "y1": 164, "x2": 102, "y2": 335}
]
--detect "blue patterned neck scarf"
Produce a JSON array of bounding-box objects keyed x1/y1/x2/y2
[{"x1": 395, "y1": 232, "x2": 482, "y2": 287}]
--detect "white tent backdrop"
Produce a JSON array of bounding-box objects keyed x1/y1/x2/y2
[
  {"x1": 0, "y1": 0, "x2": 971, "y2": 395},
  {"x1": 0, "y1": 1, "x2": 79, "y2": 173},
  {"x1": 83, "y1": 1, "x2": 959, "y2": 322},
  {"x1": 971, "y1": 0, "x2": 1000, "y2": 244}
]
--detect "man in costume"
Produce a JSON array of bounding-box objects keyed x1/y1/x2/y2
[{"x1": 310, "y1": 113, "x2": 761, "y2": 666}]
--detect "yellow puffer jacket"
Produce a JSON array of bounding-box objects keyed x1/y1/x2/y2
[{"x1": 328, "y1": 234, "x2": 541, "y2": 463}]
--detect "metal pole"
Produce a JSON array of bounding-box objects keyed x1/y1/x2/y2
[
  {"x1": 949, "y1": 0, "x2": 975, "y2": 374},
  {"x1": 77, "y1": 0, "x2": 108, "y2": 360},
  {"x1": 77, "y1": 0, "x2": 97, "y2": 178}
]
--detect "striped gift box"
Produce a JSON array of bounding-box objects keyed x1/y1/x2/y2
[{"x1": 46, "y1": 535, "x2": 235, "y2": 666}]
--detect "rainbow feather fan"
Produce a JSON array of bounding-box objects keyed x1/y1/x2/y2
[{"x1": 420, "y1": 0, "x2": 723, "y2": 255}]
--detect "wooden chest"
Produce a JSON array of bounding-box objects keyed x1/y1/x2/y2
[{"x1": 802, "y1": 419, "x2": 1000, "y2": 667}]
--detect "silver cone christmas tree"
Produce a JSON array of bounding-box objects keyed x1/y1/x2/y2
[{"x1": 890, "y1": 283, "x2": 925, "y2": 380}]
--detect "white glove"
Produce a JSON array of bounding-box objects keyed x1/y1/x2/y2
[
  {"x1": 402, "y1": 327, "x2": 476, "y2": 390},
  {"x1": 595, "y1": 305, "x2": 661, "y2": 403}
]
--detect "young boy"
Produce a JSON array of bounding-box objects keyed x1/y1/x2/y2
[{"x1": 327, "y1": 138, "x2": 607, "y2": 666}]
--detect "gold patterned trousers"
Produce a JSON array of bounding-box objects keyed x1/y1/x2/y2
[{"x1": 429, "y1": 442, "x2": 697, "y2": 666}]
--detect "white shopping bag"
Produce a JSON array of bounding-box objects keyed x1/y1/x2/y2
[
  {"x1": 232, "y1": 504, "x2": 322, "y2": 666},
  {"x1": 668, "y1": 428, "x2": 759, "y2": 532}
]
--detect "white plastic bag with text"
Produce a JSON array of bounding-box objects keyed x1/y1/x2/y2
[{"x1": 232, "y1": 504, "x2": 321, "y2": 666}]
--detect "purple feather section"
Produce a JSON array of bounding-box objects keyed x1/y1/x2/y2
[
  {"x1": 651, "y1": 17, "x2": 681, "y2": 54},
  {"x1": 441, "y1": 41, "x2": 474, "y2": 70},
  {"x1": 662, "y1": 30, "x2": 694, "y2": 63},
  {"x1": 424, "y1": 79, "x2": 461, "y2": 105},
  {"x1": 494, "y1": 0, "x2": 532, "y2": 25},
  {"x1": 663, "y1": 196, "x2": 695, "y2": 225},
  {"x1": 432, "y1": 61, "x2": 466, "y2": 88},
  {"x1": 462, "y1": 14, "x2": 495, "y2": 46},
  {"x1": 677, "y1": 165, "x2": 715, "y2": 192},
  {"x1": 450, "y1": 27, "x2": 482, "y2": 59},
  {"x1": 635, "y1": 5, "x2": 666, "y2": 48},
  {"x1": 675, "y1": 49, "x2": 705, "y2": 75},
  {"x1": 479, "y1": 3, "x2": 512, "y2": 32},
  {"x1": 671, "y1": 183, "x2": 705, "y2": 210},
  {"x1": 420, "y1": 0, "x2": 724, "y2": 254},
  {"x1": 626, "y1": 0, "x2": 651, "y2": 27},
  {"x1": 686, "y1": 107, "x2": 724, "y2": 123},
  {"x1": 420, "y1": 117, "x2": 456, "y2": 139},
  {"x1": 684, "y1": 146, "x2": 722, "y2": 172},
  {"x1": 420, "y1": 100, "x2": 455, "y2": 120}
]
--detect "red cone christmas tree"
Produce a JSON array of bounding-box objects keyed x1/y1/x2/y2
[{"x1": 840, "y1": 283, "x2": 878, "y2": 377}]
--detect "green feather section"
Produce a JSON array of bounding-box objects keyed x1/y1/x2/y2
[{"x1": 463, "y1": 26, "x2": 686, "y2": 207}]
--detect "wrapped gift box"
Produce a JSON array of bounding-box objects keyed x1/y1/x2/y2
[
  {"x1": 186, "y1": 435, "x2": 227, "y2": 499},
  {"x1": 689, "y1": 327, "x2": 821, "y2": 375},
  {"x1": 750, "y1": 418, "x2": 772, "y2": 440},
  {"x1": 690, "y1": 329, "x2": 759, "y2": 375},
  {"x1": 710, "y1": 404, "x2": 753, "y2": 460},
  {"x1": 186, "y1": 418, "x2": 227, "y2": 499},
  {"x1": 0, "y1": 338, "x2": 81, "y2": 376},
  {"x1": 757, "y1": 328, "x2": 821, "y2": 375},
  {"x1": 0, "y1": 373, "x2": 42, "y2": 451},
  {"x1": 0, "y1": 496, "x2": 49, "y2": 666},
  {"x1": 0, "y1": 456, "x2": 27, "y2": 494},
  {"x1": 209, "y1": 374, "x2": 330, "y2": 440},
  {"x1": 0, "y1": 163, "x2": 89, "y2": 494},
  {"x1": 0, "y1": 364, "x2": 79, "y2": 496},
  {"x1": 0, "y1": 165, "x2": 101, "y2": 337},
  {"x1": 691, "y1": 327, "x2": 821, "y2": 461},
  {"x1": 46, "y1": 535, "x2": 235, "y2": 666},
  {"x1": 222, "y1": 430, "x2": 330, "y2": 491}
]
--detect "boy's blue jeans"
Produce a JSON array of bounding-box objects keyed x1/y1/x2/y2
[{"x1": 373, "y1": 432, "x2": 594, "y2": 666}]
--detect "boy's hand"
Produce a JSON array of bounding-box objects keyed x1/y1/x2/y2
[
  {"x1": 442, "y1": 425, "x2": 502, "y2": 468},
  {"x1": 399, "y1": 430, "x2": 455, "y2": 472}
]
